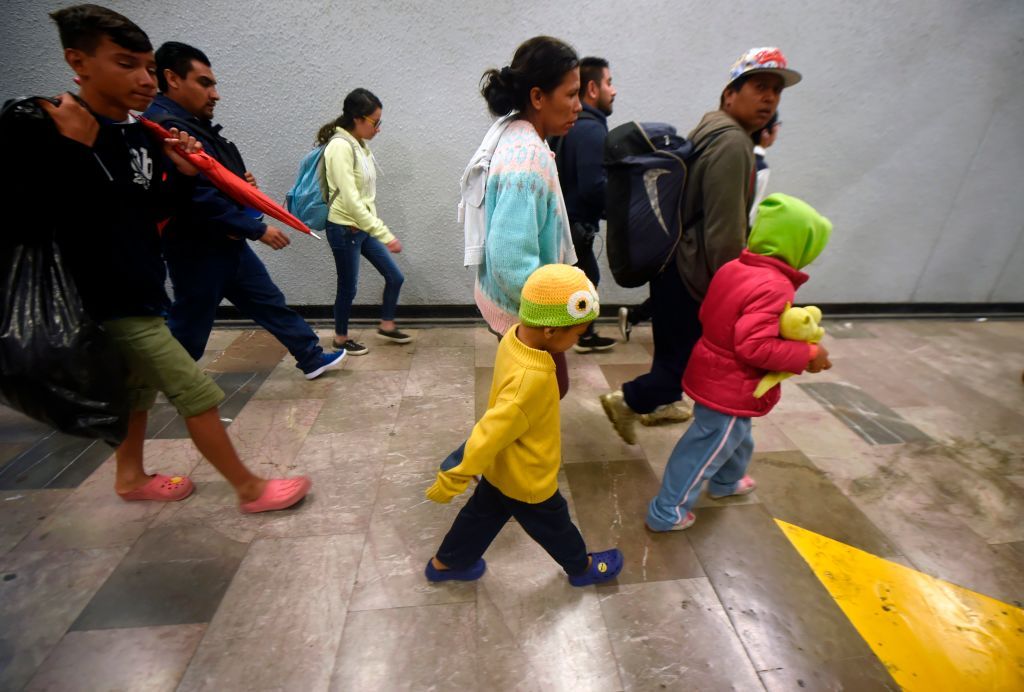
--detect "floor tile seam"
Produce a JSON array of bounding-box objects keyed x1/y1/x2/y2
[
  {"x1": 584, "y1": 593, "x2": 628, "y2": 692},
  {"x1": 880, "y1": 553, "x2": 920, "y2": 570},
  {"x1": 750, "y1": 466, "x2": 903, "y2": 556},
  {"x1": 835, "y1": 491, "x2": 994, "y2": 581},
  {"x1": 810, "y1": 470, "x2": 943, "y2": 561},
  {"x1": 347, "y1": 594, "x2": 478, "y2": 615},
  {"x1": 800, "y1": 389, "x2": 900, "y2": 446},
  {"x1": 829, "y1": 406, "x2": 929, "y2": 444},
  {"x1": 2, "y1": 489, "x2": 78, "y2": 550},
  {"x1": 8, "y1": 544, "x2": 134, "y2": 686},
  {"x1": 906, "y1": 359, "x2": 1024, "y2": 416},
  {"x1": 0, "y1": 429, "x2": 58, "y2": 472},
  {"x1": 174, "y1": 613, "x2": 216, "y2": 690},
  {"x1": 989, "y1": 539, "x2": 1024, "y2": 548},
  {"x1": 691, "y1": 519, "x2": 800, "y2": 687},
  {"x1": 0, "y1": 443, "x2": 69, "y2": 487}
]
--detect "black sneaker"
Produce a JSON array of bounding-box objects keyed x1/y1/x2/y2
[
  {"x1": 334, "y1": 339, "x2": 369, "y2": 356},
  {"x1": 574, "y1": 333, "x2": 617, "y2": 353},
  {"x1": 376, "y1": 328, "x2": 413, "y2": 344}
]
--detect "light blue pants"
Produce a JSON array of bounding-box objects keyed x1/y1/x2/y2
[{"x1": 647, "y1": 403, "x2": 753, "y2": 530}]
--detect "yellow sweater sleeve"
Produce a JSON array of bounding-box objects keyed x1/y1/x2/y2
[
  {"x1": 425, "y1": 397, "x2": 530, "y2": 503},
  {"x1": 325, "y1": 138, "x2": 394, "y2": 244}
]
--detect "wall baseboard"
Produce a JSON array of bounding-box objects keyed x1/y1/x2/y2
[{"x1": 214, "y1": 302, "x2": 1024, "y2": 325}]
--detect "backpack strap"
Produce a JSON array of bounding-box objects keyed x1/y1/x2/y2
[
  {"x1": 318, "y1": 133, "x2": 359, "y2": 206},
  {"x1": 680, "y1": 130, "x2": 726, "y2": 232}
]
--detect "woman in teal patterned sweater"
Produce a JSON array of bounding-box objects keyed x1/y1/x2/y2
[{"x1": 474, "y1": 36, "x2": 582, "y2": 395}]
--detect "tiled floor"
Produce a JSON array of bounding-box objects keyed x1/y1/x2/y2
[{"x1": 1, "y1": 319, "x2": 1022, "y2": 691}]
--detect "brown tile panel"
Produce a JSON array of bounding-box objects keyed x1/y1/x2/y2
[
  {"x1": 749, "y1": 451, "x2": 899, "y2": 556},
  {"x1": 563, "y1": 459, "x2": 705, "y2": 585},
  {"x1": 759, "y1": 656, "x2": 899, "y2": 691},
  {"x1": 474, "y1": 367, "x2": 493, "y2": 421},
  {"x1": 204, "y1": 329, "x2": 287, "y2": 373},
  {"x1": 686, "y1": 503, "x2": 894, "y2": 686},
  {"x1": 597, "y1": 363, "x2": 650, "y2": 394},
  {"x1": 561, "y1": 362, "x2": 645, "y2": 463}
]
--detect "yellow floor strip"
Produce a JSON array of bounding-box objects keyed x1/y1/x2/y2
[{"x1": 776, "y1": 519, "x2": 1024, "y2": 691}]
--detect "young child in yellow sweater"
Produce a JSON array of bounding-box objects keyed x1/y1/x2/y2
[{"x1": 424, "y1": 264, "x2": 624, "y2": 586}]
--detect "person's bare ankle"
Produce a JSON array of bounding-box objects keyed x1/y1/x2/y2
[
  {"x1": 431, "y1": 556, "x2": 448, "y2": 571},
  {"x1": 114, "y1": 472, "x2": 152, "y2": 494},
  {"x1": 236, "y1": 477, "x2": 267, "y2": 504}
]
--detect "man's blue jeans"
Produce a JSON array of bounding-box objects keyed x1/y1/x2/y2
[{"x1": 166, "y1": 242, "x2": 322, "y2": 372}]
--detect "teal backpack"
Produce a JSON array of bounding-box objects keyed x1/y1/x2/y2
[{"x1": 285, "y1": 133, "x2": 356, "y2": 231}]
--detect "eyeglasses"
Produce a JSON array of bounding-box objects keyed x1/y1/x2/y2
[{"x1": 363, "y1": 115, "x2": 382, "y2": 129}]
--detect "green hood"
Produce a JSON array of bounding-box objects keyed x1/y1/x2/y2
[{"x1": 747, "y1": 193, "x2": 833, "y2": 269}]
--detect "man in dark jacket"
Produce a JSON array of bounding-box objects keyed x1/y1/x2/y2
[
  {"x1": 143, "y1": 42, "x2": 343, "y2": 380},
  {"x1": 553, "y1": 57, "x2": 617, "y2": 353},
  {"x1": 601, "y1": 47, "x2": 801, "y2": 444}
]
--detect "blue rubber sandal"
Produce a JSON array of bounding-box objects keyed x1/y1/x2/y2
[
  {"x1": 424, "y1": 558, "x2": 486, "y2": 583},
  {"x1": 569, "y1": 549, "x2": 624, "y2": 587}
]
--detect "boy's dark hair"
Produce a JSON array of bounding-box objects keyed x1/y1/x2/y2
[
  {"x1": 155, "y1": 42, "x2": 211, "y2": 93},
  {"x1": 719, "y1": 74, "x2": 750, "y2": 108},
  {"x1": 579, "y1": 56, "x2": 609, "y2": 95},
  {"x1": 49, "y1": 4, "x2": 152, "y2": 54},
  {"x1": 480, "y1": 36, "x2": 579, "y2": 117},
  {"x1": 316, "y1": 88, "x2": 383, "y2": 145}
]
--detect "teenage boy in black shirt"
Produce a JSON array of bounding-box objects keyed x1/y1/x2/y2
[{"x1": 1, "y1": 4, "x2": 311, "y2": 513}]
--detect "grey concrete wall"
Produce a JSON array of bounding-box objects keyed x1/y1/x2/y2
[{"x1": 3, "y1": 0, "x2": 1022, "y2": 306}]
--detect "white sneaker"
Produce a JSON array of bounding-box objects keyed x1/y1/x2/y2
[
  {"x1": 599, "y1": 390, "x2": 638, "y2": 445},
  {"x1": 639, "y1": 400, "x2": 693, "y2": 426}
]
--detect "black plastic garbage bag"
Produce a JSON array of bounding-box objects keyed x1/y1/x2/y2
[{"x1": 0, "y1": 237, "x2": 130, "y2": 446}]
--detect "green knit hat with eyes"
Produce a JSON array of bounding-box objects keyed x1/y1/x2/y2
[{"x1": 518, "y1": 264, "x2": 600, "y2": 328}]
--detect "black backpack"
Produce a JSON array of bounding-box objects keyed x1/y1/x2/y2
[{"x1": 603, "y1": 121, "x2": 712, "y2": 287}]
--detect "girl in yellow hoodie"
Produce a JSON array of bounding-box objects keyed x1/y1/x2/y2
[{"x1": 317, "y1": 88, "x2": 411, "y2": 356}]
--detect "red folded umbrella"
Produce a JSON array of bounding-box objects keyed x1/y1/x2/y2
[{"x1": 137, "y1": 116, "x2": 320, "y2": 238}]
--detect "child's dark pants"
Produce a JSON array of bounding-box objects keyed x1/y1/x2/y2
[{"x1": 436, "y1": 478, "x2": 588, "y2": 575}]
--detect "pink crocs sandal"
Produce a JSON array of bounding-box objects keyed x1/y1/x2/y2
[
  {"x1": 117, "y1": 474, "x2": 194, "y2": 502},
  {"x1": 239, "y1": 476, "x2": 312, "y2": 513},
  {"x1": 708, "y1": 475, "x2": 757, "y2": 500}
]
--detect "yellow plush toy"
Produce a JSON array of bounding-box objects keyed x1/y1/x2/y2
[{"x1": 753, "y1": 303, "x2": 824, "y2": 398}]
